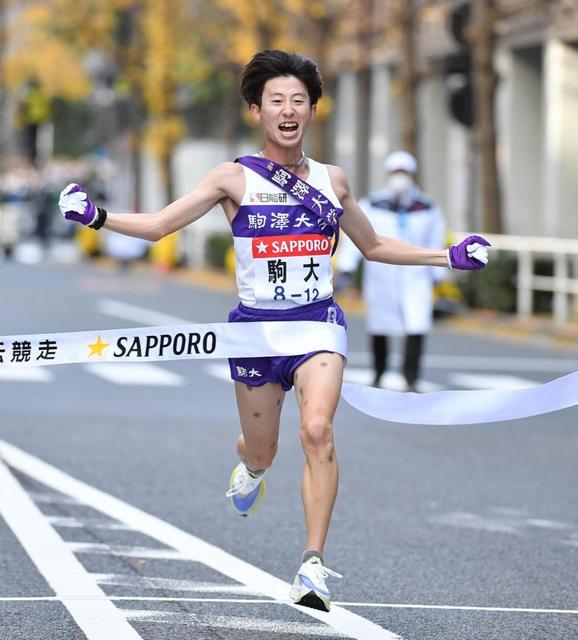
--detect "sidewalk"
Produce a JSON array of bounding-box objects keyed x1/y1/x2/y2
[{"x1": 446, "y1": 309, "x2": 578, "y2": 352}]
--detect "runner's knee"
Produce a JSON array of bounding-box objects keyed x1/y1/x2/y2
[{"x1": 300, "y1": 416, "x2": 334, "y2": 453}]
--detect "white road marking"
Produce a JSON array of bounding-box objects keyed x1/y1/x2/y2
[
  {"x1": 122, "y1": 610, "x2": 348, "y2": 636},
  {"x1": 29, "y1": 491, "x2": 79, "y2": 504},
  {"x1": 0, "y1": 366, "x2": 53, "y2": 382},
  {"x1": 430, "y1": 512, "x2": 524, "y2": 535},
  {"x1": 92, "y1": 574, "x2": 260, "y2": 594},
  {"x1": 97, "y1": 299, "x2": 192, "y2": 326},
  {"x1": 0, "y1": 596, "x2": 576, "y2": 616},
  {"x1": 344, "y1": 369, "x2": 443, "y2": 392},
  {"x1": 68, "y1": 542, "x2": 192, "y2": 560},
  {"x1": 204, "y1": 362, "x2": 233, "y2": 383},
  {"x1": 0, "y1": 438, "x2": 401, "y2": 640},
  {"x1": 0, "y1": 459, "x2": 143, "y2": 640},
  {"x1": 347, "y1": 351, "x2": 578, "y2": 373},
  {"x1": 84, "y1": 362, "x2": 184, "y2": 386},
  {"x1": 205, "y1": 362, "x2": 444, "y2": 392},
  {"x1": 47, "y1": 516, "x2": 133, "y2": 530},
  {"x1": 332, "y1": 602, "x2": 578, "y2": 615},
  {"x1": 561, "y1": 535, "x2": 578, "y2": 548},
  {"x1": 431, "y1": 511, "x2": 575, "y2": 536},
  {"x1": 449, "y1": 372, "x2": 536, "y2": 390}
]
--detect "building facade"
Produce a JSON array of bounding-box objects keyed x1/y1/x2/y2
[{"x1": 330, "y1": 0, "x2": 578, "y2": 238}]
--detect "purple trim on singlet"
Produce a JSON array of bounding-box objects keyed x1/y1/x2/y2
[{"x1": 231, "y1": 205, "x2": 334, "y2": 238}]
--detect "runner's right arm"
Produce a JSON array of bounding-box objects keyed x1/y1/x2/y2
[{"x1": 59, "y1": 162, "x2": 242, "y2": 241}]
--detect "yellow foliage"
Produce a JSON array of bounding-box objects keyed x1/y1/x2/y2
[
  {"x1": 4, "y1": 0, "x2": 351, "y2": 165},
  {"x1": 150, "y1": 232, "x2": 178, "y2": 271},
  {"x1": 144, "y1": 116, "x2": 186, "y2": 159},
  {"x1": 315, "y1": 95, "x2": 333, "y2": 121},
  {"x1": 4, "y1": 34, "x2": 90, "y2": 99}
]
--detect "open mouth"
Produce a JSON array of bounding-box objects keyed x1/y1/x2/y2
[{"x1": 278, "y1": 122, "x2": 299, "y2": 134}]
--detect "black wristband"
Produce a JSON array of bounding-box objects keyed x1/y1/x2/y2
[{"x1": 89, "y1": 207, "x2": 108, "y2": 230}]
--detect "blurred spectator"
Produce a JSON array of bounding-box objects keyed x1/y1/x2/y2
[{"x1": 337, "y1": 151, "x2": 446, "y2": 391}]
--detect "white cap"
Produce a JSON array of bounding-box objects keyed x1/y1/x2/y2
[{"x1": 384, "y1": 150, "x2": 417, "y2": 174}]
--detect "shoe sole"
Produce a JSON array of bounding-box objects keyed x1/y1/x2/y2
[{"x1": 294, "y1": 591, "x2": 330, "y2": 612}]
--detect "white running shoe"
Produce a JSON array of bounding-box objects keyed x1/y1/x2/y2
[
  {"x1": 225, "y1": 462, "x2": 266, "y2": 517},
  {"x1": 290, "y1": 556, "x2": 342, "y2": 612}
]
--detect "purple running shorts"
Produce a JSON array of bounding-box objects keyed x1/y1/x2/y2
[{"x1": 228, "y1": 297, "x2": 347, "y2": 391}]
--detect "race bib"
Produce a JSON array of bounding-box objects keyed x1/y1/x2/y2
[{"x1": 251, "y1": 233, "x2": 333, "y2": 304}]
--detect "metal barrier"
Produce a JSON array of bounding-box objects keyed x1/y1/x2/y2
[{"x1": 468, "y1": 233, "x2": 578, "y2": 324}]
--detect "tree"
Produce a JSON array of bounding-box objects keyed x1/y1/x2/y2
[
  {"x1": 196, "y1": 0, "x2": 353, "y2": 161},
  {"x1": 470, "y1": 0, "x2": 502, "y2": 233},
  {"x1": 0, "y1": 0, "x2": 7, "y2": 156},
  {"x1": 396, "y1": 0, "x2": 418, "y2": 159}
]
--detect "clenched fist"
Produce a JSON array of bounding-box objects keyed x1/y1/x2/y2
[
  {"x1": 447, "y1": 235, "x2": 490, "y2": 270},
  {"x1": 59, "y1": 183, "x2": 107, "y2": 229}
]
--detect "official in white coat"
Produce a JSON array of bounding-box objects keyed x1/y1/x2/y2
[{"x1": 337, "y1": 151, "x2": 446, "y2": 390}]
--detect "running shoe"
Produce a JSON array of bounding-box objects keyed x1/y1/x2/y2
[
  {"x1": 225, "y1": 461, "x2": 266, "y2": 516},
  {"x1": 290, "y1": 556, "x2": 342, "y2": 612}
]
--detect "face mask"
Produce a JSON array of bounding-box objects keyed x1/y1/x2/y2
[{"x1": 387, "y1": 173, "x2": 414, "y2": 197}]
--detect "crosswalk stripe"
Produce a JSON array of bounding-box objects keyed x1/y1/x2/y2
[
  {"x1": 204, "y1": 363, "x2": 232, "y2": 383},
  {"x1": 121, "y1": 610, "x2": 348, "y2": 636},
  {"x1": 0, "y1": 439, "x2": 401, "y2": 640},
  {"x1": 449, "y1": 373, "x2": 536, "y2": 390},
  {"x1": 347, "y1": 351, "x2": 578, "y2": 373},
  {"x1": 0, "y1": 362, "x2": 540, "y2": 392},
  {"x1": 67, "y1": 542, "x2": 191, "y2": 560},
  {"x1": 204, "y1": 363, "x2": 444, "y2": 392},
  {"x1": 0, "y1": 366, "x2": 53, "y2": 382},
  {"x1": 92, "y1": 574, "x2": 260, "y2": 594},
  {"x1": 83, "y1": 362, "x2": 184, "y2": 386},
  {"x1": 0, "y1": 459, "x2": 143, "y2": 640},
  {"x1": 343, "y1": 369, "x2": 443, "y2": 392},
  {"x1": 97, "y1": 299, "x2": 192, "y2": 326}
]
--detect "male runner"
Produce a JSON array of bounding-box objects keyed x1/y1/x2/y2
[{"x1": 59, "y1": 49, "x2": 489, "y2": 612}]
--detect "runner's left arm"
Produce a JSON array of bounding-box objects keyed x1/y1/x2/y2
[{"x1": 330, "y1": 166, "x2": 489, "y2": 270}]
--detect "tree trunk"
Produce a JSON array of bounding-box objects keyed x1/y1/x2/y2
[
  {"x1": 129, "y1": 132, "x2": 141, "y2": 211},
  {"x1": 308, "y1": 16, "x2": 333, "y2": 163},
  {"x1": 0, "y1": 0, "x2": 7, "y2": 156},
  {"x1": 356, "y1": 0, "x2": 374, "y2": 195},
  {"x1": 398, "y1": 0, "x2": 418, "y2": 160},
  {"x1": 221, "y1": 66, "x2": 242, "y2": 160},
  {"x1": 471, "y1": 0, "x2": 502, "y2": 233},
  {"x1": 356, "y1": 65, "x2": 371, "y2": 195},
  {"x1": 159, "y1": 149, "x2": 174, "y2": 206}
]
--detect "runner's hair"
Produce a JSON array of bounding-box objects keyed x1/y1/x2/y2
[{"x1": 240, "y1": 50, "x2": 323, "y2": 107}]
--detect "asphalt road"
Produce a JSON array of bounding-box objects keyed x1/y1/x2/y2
[{"x1": 0, "y1": 260, "x2": 577, "y2": 640}]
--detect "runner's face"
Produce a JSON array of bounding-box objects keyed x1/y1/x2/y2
[{"x1": 251, "y1": 76, "x2": 317, "y2": 149}]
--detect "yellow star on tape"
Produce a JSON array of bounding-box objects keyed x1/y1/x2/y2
[{"x1": 88, "y1": 335, "x2": 110, "y2": 357}]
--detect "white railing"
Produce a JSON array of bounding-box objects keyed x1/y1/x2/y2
[{"x1": 466, "y1": 232, "x2": 578, "y2": 324}]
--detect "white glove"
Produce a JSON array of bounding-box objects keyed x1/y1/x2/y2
[{"x1": 466, "y1": 242, "x2": 489, "y2": 265}]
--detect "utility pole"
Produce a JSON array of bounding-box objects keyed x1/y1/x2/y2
[
  {"x1": 0, "y1": 0, "x2": 7, "y2": 158},
  {"x1": 397, "y1": 0, "x2": 418, "y2": 159},
  {"x1": 356, "y1": 0, "x2": 374, "y2": 195},
  {"x1": 471, "y1": 0, "x2": 502, "y2": 233},
  {"x1": 308, "y1": 11, "x2": 334, "y2": 164},
  {"x1": 116, "y1": 3, "x2": 144, "y2": 211}
]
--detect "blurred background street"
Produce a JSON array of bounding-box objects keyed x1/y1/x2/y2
[{"x1": 1, "y1": 1, "x2": 578, "y2": 639}]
